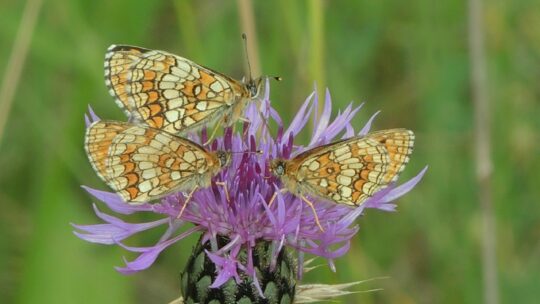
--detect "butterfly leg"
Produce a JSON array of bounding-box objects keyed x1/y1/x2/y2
[
  {"x1": 215, "y1": 181, "x2": 230, "y2": 203},
  {"x1": 268, "y1": 192, "x2": 277, "y2": 207},
  {"x1": 176, "y1": 186, "x2": 199, "y2": 219},
  {"x1": 300, "y1": 196, "x2": 325, "y2": 232},
  {"x1": 268, "y1": 188, "x2": 288, "y2": 207},
  {"x1": 203, "y1": 120, "x2": 223, "y2": 146}
]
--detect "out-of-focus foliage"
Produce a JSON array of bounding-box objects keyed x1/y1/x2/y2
[{"x1": 0, "y1": 1, "x2": 538, "y2": 303}]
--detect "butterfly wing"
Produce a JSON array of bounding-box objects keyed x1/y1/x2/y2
[
  {"x1": 367, "y1": 129, "x2": 414, "y2": 183},
  {"x1": 85, "y1": 121, "x2": 127, "y2": 183},
  {"x1": 104, "y1": 45, "x2": 249, "y2": 134},
  {"x1": 85, "y1": 121, "x2": 215, "y2": 203},
  {"x1": 289, "y1": 129, "x2": 414, "y2": 206}
]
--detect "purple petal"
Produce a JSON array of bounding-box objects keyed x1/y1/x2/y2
[
  {"x1": 72, "y1": 205, "x2": 169, "y2": 244},
  {"x1": 206, "y1": 249, "x2": 227, "y2": 265},
  {"x1": 358, "y1": 111, "x2": 380, "y2": 136},
  {"x1": 206, "y1": 251, "x2": 240, "y2": 288},
  {"x1": 323, "y1": 102, "x2": 363, "y2": 142},
  {"x1": 87, "y1": 105, "x2": 100, "y2": 122},
  {"x1": 310, "y1": 89, "x2": 332, "y2": 145},
  {"x1": 73, "y1": 228, "x2": 124, "y2": 244},
  {"x1": 380, "y1": 166, "x2": 428, "y2": 203},
  {"x1": 260, "y1": 194, "x2": 278, "y2": 227},
  {"x1": 326, "y1": 241, "x2": 351, "y2": 259},
  {"x1": 251, "y1": 270, "x2": 265, "y2": 298},
  {"x1": 116, "y1": 247, "x2": 166, "y2": 273},
  {"x1": 283, "y1": 92, "x2": 315, "y2": 139},
  {"x1": 157, "y1": 220, "x2": 184, "y2": 242},
  {"x1": 262, "y1": 77, "x2": 270, "y2": 102},
  {"x1": 116, "y1": 226, "x2": 201, "y2": 273},
  {"x1": 343, "y1": 124, "x2": 355, "y2": 138},
  {"x1": 337, "y1": 205, "x2": 366, "y2": 228},
  {"x1": 363, "y1": 186, "x2": 394, "y2": 210}
]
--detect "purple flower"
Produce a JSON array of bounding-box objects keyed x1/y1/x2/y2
[{"x1": 74, "y1": 81, "x2": 427, "y2": 290}]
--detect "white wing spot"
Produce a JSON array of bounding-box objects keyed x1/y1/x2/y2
[
  {"x1": 165, "y1": 111, "x2": 179, "y2": 122},
  {"x1": 149, "y1": 139, "x2": 164, "y2": 150},
  {"x1": 159, "y1": 82, "x2": 175, "y2": 89},
  {"x1": 193, "y1": 85, "x2": 201, "y2": 96},
  {"x1": 308, "y1": 161, "x2": 320, "y2": 171},
  {"x1": 162, "y1": 74, "x2": 180, "y2": 82},
  {"x1": 336, "y1": 152, "x2": 352, "y2": 162},
  {"x1": 340, "y1": 169, "x2": 356, "y2": 177},
  {"x1": 138, "y1": 146, "x2": 158, "y2": 154},
  {"x1": 168, "y1": 98, "x2": 185, "y2": 109},
  {"x1": 184, "y1": 151, "x2": 196, "y2": 162},
  {"x1": 196, "y1": 102, "x2": 208, "y2": 111},
  {"x1": 163, "y1": 89, "x2": 180, "y2": 99},
  {"x1": 142, "y1": 169, "x2": 158, "y2": 179},
  {"x1": 171, "y1": 66, "x2": 188, "y2": 78},
  {"x1": 334, "y1": 146, "x2": 350, "y2": 156},
  {"x1": 176, "y1": 60, "x2": 191, "y2": 72},
  {"x1": 138, "y1": 180, "x2": 152, "y2": 193},
  {"x1": 340, "y1": 186, "x2": 352, "y2": 198},
  {"x1": 110, "y1": 144, "x2": 127, "y2": 155},
  {"x1": 139, "y1": 161, "x2": 154, "y2": 170},
  {"x1": 337, "y1": 175, "x2": 352, "y2": 186},
  {"x1": 210, "y1": 81, "x2": 223, "y2": 92}
]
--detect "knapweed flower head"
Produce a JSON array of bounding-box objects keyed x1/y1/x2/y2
[{"x1": 74, "y1": 81, "x2": 426, "y2": 295}]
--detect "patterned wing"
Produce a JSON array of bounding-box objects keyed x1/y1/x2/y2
[
  {"x1": 367, "y1": 129, "x2": 414, "y2": 183},
  {"x1": 104, "y1": 45, "x2": 248, "y2": 134},
  {"x1": 85, "y1": 121, "x2": 214, "y2": 203},
  {"x1": 85, "y1": 121, "x2": 128, "y2": 182},
  {"x1": 290, "y1": 129, "x2": 414, "y2": 206}
]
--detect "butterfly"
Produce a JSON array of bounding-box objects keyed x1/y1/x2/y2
[
  {"x1": 104, "y1": 45, "x2": 264, "y2": 142},
  {"x1": 84, "y1": 120, "x2": 231, "y2": 217},
  {"x1": 269, "y1": 129, "x2": 414, "y2": 231}
]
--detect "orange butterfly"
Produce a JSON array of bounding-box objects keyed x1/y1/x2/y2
[
  {"x1": 104, "y1": 45, "x2": 263, "y2": 141},
  {"x1": 270, "y1": 129, "x2": 414, "y2": 231},
  {"x1": 85, "y1": 120, "x2": 231, "y2": 217}
]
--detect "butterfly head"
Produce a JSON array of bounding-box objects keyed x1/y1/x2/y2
[
  {"x1": 270, "y1": 159, "x2": 287, "y2": 177},
  {"x1": 215, "y1": 151, "x2": 232, "y2": 168},
  {"x1": 246, "y1": 77, "x2": 263, "y2": 98}
]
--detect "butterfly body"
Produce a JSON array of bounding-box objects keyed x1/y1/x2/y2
[
  {"x1": 270, "y1": 129, "x2": 414, "y2": 207},
  {"x1": 104, "y1": 45, "x2": 263, "y2": 136},
  {"x1": 85, "y1": 120, "x2": 230, "y2": 203}
]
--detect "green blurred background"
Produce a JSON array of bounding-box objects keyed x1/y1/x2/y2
[{"x1": 1, "y1": 0, "x2": 539, "y2": 303}]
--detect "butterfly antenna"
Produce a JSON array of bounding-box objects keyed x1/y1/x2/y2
[{"x1": 242, "y1": 33, "x2": 253, "y2": 82}]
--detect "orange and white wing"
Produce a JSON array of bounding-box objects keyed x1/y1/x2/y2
[
  {"x1": 104, "y1": 45, "x2": 247, "y2": 134},
  {"x1": 366, "y1": 129, "x2": 415, "y2": 183},
  {"x1": 85, "y1": 121, "x2": 213, "y2": 203},
  {"x1": 85, "y1": 121, "x2": 127, "y2": 183},
  {"x1": 291, "y1": 129, "x2": 414, "y2": 206}
]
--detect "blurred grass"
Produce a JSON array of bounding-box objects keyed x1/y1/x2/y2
[{"x1": 1, "y1": 0, "x2": 539, "y2": 303}]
